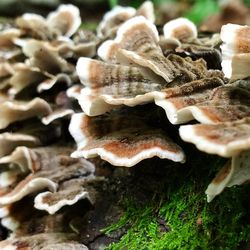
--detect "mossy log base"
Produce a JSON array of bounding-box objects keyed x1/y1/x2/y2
[{"x1": 93, "y1": 144, "x2": 250, "y2": 250}]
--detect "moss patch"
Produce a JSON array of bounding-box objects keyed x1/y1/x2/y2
[{"x1": 103, "y1": 153, "x2": 250, "y2": 250}]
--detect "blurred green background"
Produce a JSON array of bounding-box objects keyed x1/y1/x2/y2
[{"x1": 0, "y1": 0, "x2": 249, "y2": 25}]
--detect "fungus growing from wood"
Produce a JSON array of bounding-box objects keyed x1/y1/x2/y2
[{"x1": 0, "y1": 2, "x2": 249, "y2": 248}]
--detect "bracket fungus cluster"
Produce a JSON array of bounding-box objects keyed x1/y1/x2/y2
[
  {"x1": 0, "y1": 4, "x2": 103, "y2": 248},
  {"x1": 0, "y1": 1, "x2": 249, "y2": 248},
  {"x1": 71, "y1": 7, "x2": 250, "y2": 203}
]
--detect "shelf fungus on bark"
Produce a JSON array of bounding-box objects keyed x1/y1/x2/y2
[
  {"x1": 76, "y1": 52, "x2": 225, "y2": 121},
  {"x1": 0, "y1": 192, "x2": 91, "y2": 242},
  {"x1": 0, "y1": 98, "x2": 52, "y2": 129},
  {"x1": 8, "y1": 64, "x2": 46, "y2": 95},
  {"x1": 0, "y1": 192, "x2": 90, "y2": 245},
  {"x1": 179, "y1": 80, "x2": 250, "y2": 201},
  {"x1": 160, "y1": 17, "x2": 222, "y2": 70},
  {"x1": 42, "y1": 108, "x2": 74, "y2": 125},
  {"x1": 180, "y1": 117, "x2": 250, "y2": 158},
  {"x1": 22, "y1": 39, "x2": 74, "y2": 75},
  {"x1": 158, "y1": 76, "x2": 250, "y2": 124},
  {"x1": 221, "y1": 23, "x2": 250, "y2": 80},
  {"x1": 97, "y1": 6, "x2": 135, "y2": 38},
  {"x1": 41, "y1": 91, "x2": 76, "y2": 125},
  {"x1": 16, "y1": 4, "x2": 81, "y2": 40},
  {"x1": 179, "y1": 117, "x2": 250, "y2": 202},
  {"x1": 46, "y1": 4, "x2": 81, "y2": 38},
  {"x1": 75, "y1": 57, "x2": 163, "y2": 116},
  {"x1": 97, "y1": 16, "x2": 159, "y2": 63},
  {"x1": 76, "y1": 17, "x2": 221, "y2": 117},
  {"x1": 97, "y1": 16, "x2": 208, "y2": 85},
  {"x1": 15, "y1": 35, "x2": 97, "y2": 63},
  {"x1": 0, "y1": 4, "x2": 105, "y2": 246},
  {"x1": 155, "y1": 77, "x2": 223, "y2": 124},
  {"x1": 0, "y1": 233, "x2": 88, "y2": 250},
  {"x1": 0, "y1": 119, "x2": 61, "y2": 159},
  {"x1": 205, "y1": 150, "x2": 250, "y2": 202},
  {"x1": 163, "y1": 17, "x2": 197, "y2": 42},
  {"x1": 0, "y1": 133, "x2": 40, "y2": 158},
  {"x1": 97, "y1": 1, "x2": 154, "y2": 38},
  {"x1": 69, "y1": 106, "x2": 185, "y2": 167},
  {"x1": 33, "y1": 178, "x2": 96, "y2": 215},
  {"x1": 8, "y1": 41, "x2": 76, "y2": 96},
  {"x1": 0, "y1": 146, "x2": 96, "y2": 214},
  {"x1": 0, "y1": 2, "x2": 250, "y2": 246},
  {"x1": 0, "y1": 28, "x2": 22, "y2": 60}
]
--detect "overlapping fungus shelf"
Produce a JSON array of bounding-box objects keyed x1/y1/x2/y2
[{"x1": 0, "y1": 1, "x2": 249, "y2": 248}]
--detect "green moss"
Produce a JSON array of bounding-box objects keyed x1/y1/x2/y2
[
  {"x1": 103, "y1": 154, "x2": 250, "y2": 249},
  {"x1": 184, "y1": 0, "x2": 219, "y2": 24}
]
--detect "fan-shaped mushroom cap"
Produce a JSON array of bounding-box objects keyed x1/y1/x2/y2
[
  {"x1": 0, "y1": 192, "x2": 92, "y2": 242},
  {"x1": 0, "y1": 146, "x2": 37, "y2": 172},
  {"x1": 16, "y1": 4, "x2": 81, "y2": 39},
  {"x1": 15, "y1": 36, "x2": 96, "y2": 59},
  {"x1": 97, "y1": 16, "x2": 159, "y2": 62},
  {"x1": 179, "y1": 117, "x2": 250, "y2": 158},
  {"x1": 0, "y1": 28, "x2": 21, "y2": 47},
  {"x1": 22, "y1": 40, "x2": 72, "y2": 74},
  {"x1": 9, "y1": 64, "x2": 45, "y2": 94},
  {"x1": 163, "y1": 17, "x2": 197, "y2": 42},
  {"x1": 76, "y1": 57, "x2": 162, "y2": 115},
  {"x1": 0, "y1": 146, "x2": 95, "y2": 209},
  {"x1": 0, "y1": 62, "x2": 14, "y2": 78},
  {"x1": 42, "y1": 109, "x2": 74, "y2": 125},
  {"x1": 221, "y1": 23, "x2": 250, "y2": 79},
  {"x1": 97, "y1": 1, "x2": 155, "y2": 38},
  {"x1": 0, "y1": 133, "x2": 40, "y2": 158},
  {"x1": 75, "y1": 55, "x2": 209, "y2": 116},
  {"x1": 34, "y1": 176, "x2": 101, "y2": 214},
  {"x1": 206, "y1": 150, "x2": 250, "y2": 202},
  {"x1": 67, "y1": 85, "x2": 83, "y2": 100},
  {"x1": 0, "y1": 175, "x2": 58, "y2": 206},
  {"x1": 47, "y1": 4, "x2": 81, "y2": 38},
  {"x1": 16, "y1": 13, "x2": 55, "y2": 40},
  {"x1": 156, "y1": 75, "x2": 250, "y2": 125},
  {"x1": 136, "y1": 1, "x2": 155, "y2": 23},
  {"x1": 0, "y1": 98, "x2": 52, "y2": 129},
  {"x1": 53, "y1": 40, "x2": 96, "y2": 59},
  {"x1": 98, "y1": 16, "x2": 208, "y2": 84},
  {"x1": 155, "y1": 76, "x2": 225, "y2": 124},
  {"x1": 37, "y1": 73, "x2": 72, "y2": 93},
  {"x1": 76, "y1": 57, "x2": 160, "y2": 89},
  {"x1": 34, "y1": 189, "x2": 89, "y2": 215},
  {"x1": 69, "y1": 108, "x2": 185, "y2": 167},
  {"x1": 97, "y1": 16, "x2": 174, "y2": 82},
  {"x1": 0, "y1": 28, "x2": 22, "y2": 62},
  {"x1": 97, "y1": 5, "x2": 136, "y2": 38},
  {"x1": 0, "y1": 233, "x2": 88, "y2": 250}
]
